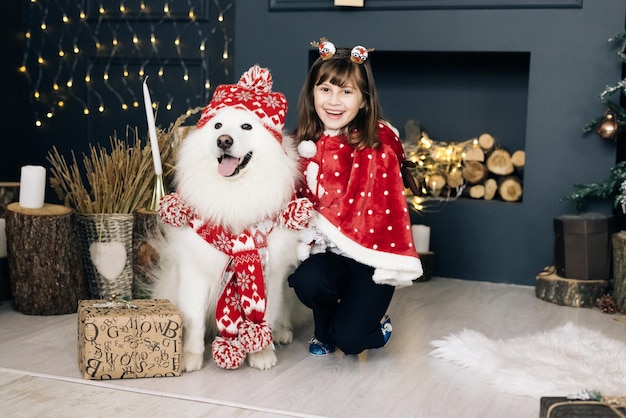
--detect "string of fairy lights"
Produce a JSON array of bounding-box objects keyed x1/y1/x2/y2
[{"x1": 20, "y1": 0, "x2": 233, "y2": 128}]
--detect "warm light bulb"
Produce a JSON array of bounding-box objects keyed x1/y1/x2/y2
[
  {"x1": 174, "y1": 37, "x2": 180, "y2": 46},
  {"x1": 46, "y1": 112, "x2": 53, "y2": 118},
  {"x1": 19, "y1": 65, "x2": 26, "y2": 73},
  {"x1": 62, "y1": 14, "x2": 69, "y2": 23},
  {"x1": 58, "y1": 50, "x2": 65, "y2": 57},
  {"x1": 133, "y1": 101, "x2": 139, "y2": 108},
  {"x1": 58, "y1": 100, "x2": 65, "y2": 107},
  {"x1": 83, "y1": 108, "x2": 89, "y2": 115},
  {"x1": 80, "y1": 10, "x2": 86, "y2": 19},
  {"x1": 40, "y1": 23, "x2": 47, "y2": 30},
  {"x1": 53, "y1": 83, "x2": 59, "y2": 90},
  {"x1": 35, "y1": 119, "x2": 42, "y2": 127},
  {"x1": 66, "y1": 79, "x2": 73, "y2": 87},
  {"x1": 34, "y1": 91, "x2": 40, "y2": 99},
  {"x1": 98, "y1": 105, "x2": 104, "y2": 112},
  {"x1": 132, "y1": 35, "x2": 138, "y2": 44},
  {"x1": 121, "y1": 103, "x2": 128, "y2": 110},
  {"x1": 85, "y1": 75, "x2": 91, "y2": 82}
]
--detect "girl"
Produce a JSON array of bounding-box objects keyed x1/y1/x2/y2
[{"x1": 289, "y1": 39, "x2": 423, "y2": 356}]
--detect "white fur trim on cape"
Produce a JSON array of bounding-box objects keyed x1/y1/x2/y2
[{"x1": 313, "y1": 213, "x2": 422, "y2": 287}]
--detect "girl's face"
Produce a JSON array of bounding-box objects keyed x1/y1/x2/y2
[{"x1": 313, "y1": 80, "x2": 364, "y2": 131}]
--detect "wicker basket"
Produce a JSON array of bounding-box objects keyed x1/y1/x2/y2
[{"x1": 76, "y1": 213, "x2": 134, "y2": 299}]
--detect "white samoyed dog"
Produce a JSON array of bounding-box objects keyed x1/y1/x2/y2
[{"x1": 150, "y1": 104, "x2": 310, "y2": 372}]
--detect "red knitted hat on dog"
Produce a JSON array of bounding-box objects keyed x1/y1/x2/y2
[{"x1": 197, "y1": 65, "x2": 288, "y2": 142}]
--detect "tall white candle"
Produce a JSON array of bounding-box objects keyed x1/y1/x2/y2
[
  {"x1": 19, "y1": 165, "x2": 46, "y2": 209},
  {"x1": 411, "y1": 224, "x2": 430, "y2": 253},
  {"x1": 0, "y1": 218, "x2": 6, "y2": 258},
  {"x1": 143, "y1": 77, "x2": 163, "y2": 175}
]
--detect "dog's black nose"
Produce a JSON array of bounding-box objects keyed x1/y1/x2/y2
[{"x1": 217, "y1": 134, "x2": 233, "y2": 149}]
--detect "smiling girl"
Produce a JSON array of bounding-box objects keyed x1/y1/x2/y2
[{"x1": 289, "y1": 39, "x2": 423, "y2": 357}]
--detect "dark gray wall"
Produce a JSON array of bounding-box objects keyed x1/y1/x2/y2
[{"x1": 234, "y1": 1, "x2": 625, "y2": 285}]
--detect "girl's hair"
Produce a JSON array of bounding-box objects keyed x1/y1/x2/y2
[{"x1": 293, "y1": 48, "x2": 383, "y2": 149}]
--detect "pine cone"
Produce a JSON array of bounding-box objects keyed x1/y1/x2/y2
[{"x1": 596, "y1": 293, "x2": 617, "y2": 314}]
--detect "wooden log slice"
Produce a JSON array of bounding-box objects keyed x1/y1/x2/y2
[
  {"x1": 446, "y1": 168, "x2": 464, "y2": 189},
  {"x1": 463, "y1": 145, "x2": 485, "y2": 162},
  {"x1": 426, "y1": 174, "x2": 447, "y2": 196},
  {"x1": 486, "y1": 148, "x2": 514, "y2": 176},
  {"x1": 484, "y1": 178, "x2": 498, "y2": 200},
  {"x1": 611, "y1": 231, "x2": 626, "y2": 313},
  {"x1": 498, "y1": 175, "x2": 523, "y2": 202},
  {"x1": 463, "y1": 184, "x2": 485, "y2": 199},
  {"x1": 511, "y1": 149, "x2": 526, "y2": 176},
  {"x1": 133, "y1": 208, "x2": 160, "y2": 299},
  {"x1": 462, "y1": 160, "x2": 488, "y2": 184},
  {"x1": 6, "y1": 202, "x2": 87, "y2": 314},
  {"x1": 535, "y1": 269, "x2": 607, "y2": 308},
  {"x1": 478, "y1": 133, "x2": 495, "y2": 151}
]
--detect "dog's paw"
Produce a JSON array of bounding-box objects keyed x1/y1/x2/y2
[
  {"x1": 272, "y1": 326, "x2": 293, "y2": 345},
  {"x1": 182, "y1": 351, "x2": 204, "y2": 372},
  {"x1": 247, "y1": 346, "x2": 277, "y2": 370}
]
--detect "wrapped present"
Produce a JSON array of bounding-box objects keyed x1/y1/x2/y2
[
  {"x1": 540, "y1": 396, "x2": 626, "y2": 418},
  {"x1": 77, "y1": 298, "x2": 183, "y2": 380}
]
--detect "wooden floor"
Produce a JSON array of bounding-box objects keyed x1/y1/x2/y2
[{"x1": 1, "y1": 276, "x2": 625, "y2": 418}]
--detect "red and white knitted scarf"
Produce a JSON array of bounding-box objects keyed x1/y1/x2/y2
[
  {"x1": 159, "y1": 192, "x2": 312, "y2": 369},
  {"x1": 194, "y1": 218, "x2": 274, "y2": 369}
]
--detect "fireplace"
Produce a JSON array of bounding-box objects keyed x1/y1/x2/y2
[{"x1": 236, "y1": 1, "x2": 625, "y2": 285}]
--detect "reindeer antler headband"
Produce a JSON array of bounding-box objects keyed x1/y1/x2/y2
[{"x1": 310, "y1": 37, "x2": 375, "y2": 64}]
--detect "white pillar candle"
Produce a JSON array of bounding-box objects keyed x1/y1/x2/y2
[
  {"x1": 143, "y1": 77, "x2": 163, "y2": 175},
  {"x1": 0, "y1": 218, "x2": 6, "y2": 258},
  {"x1": 19, "y1": 165, "x2": 46, "y2": 209},
  {"x1": 411, "y1": 224, "x2": 430, "y2": 253}
]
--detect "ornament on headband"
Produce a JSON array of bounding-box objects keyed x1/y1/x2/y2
[
  {"x1": 311, "y1": 37, "x2": 336, "y2": 60},
  {"x1": 311, "y1": 38, "x2": 374, "y2": 64},
  {"x1": 350, "y1": 45, "x2": 375, "y2": 64}
]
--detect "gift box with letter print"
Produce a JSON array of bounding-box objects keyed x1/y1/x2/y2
[{"x1": 77, "y1": 298, "x2": 183, "y2": 379}]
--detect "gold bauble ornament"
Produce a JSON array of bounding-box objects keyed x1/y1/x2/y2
[{"x1": 596, "y1": 110, "x2": 620, "y2": 141}]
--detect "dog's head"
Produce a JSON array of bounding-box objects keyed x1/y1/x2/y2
[{"x1": 174, "y1": 66, "x2": 300, "y2": 230}]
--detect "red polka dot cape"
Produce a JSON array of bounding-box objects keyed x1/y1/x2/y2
[{"x1": 299, "y1": 121, "x2": 423, "y2": 287}]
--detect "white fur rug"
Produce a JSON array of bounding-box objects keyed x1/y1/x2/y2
[{"x1": 429, "y1": 322, "x2": 626, "y2": 397}]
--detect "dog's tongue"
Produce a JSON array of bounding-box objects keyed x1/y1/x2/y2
[{"x1": 218, "y1": 155, "x2": 239, "y2": 177}]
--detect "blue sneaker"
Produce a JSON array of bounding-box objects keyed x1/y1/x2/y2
[
  {"x1": 381, "y1": 315, "x2": 392, "y2": 346},
  {"x1": 308, "y1": 337, "x2": 335, "y2": 356}
]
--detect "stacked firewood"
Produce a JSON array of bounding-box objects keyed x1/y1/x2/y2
[
  {"x1": 460, "y1": 133, "x2": 524, "y2": 202},
  {"x1": 402, "y1": 119, "x2": 524, "y2": 203}
]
